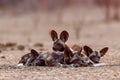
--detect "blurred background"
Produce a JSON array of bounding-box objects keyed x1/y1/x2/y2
[{"x1": 0, "y1": 0, "x2": 119, "y2": 49}]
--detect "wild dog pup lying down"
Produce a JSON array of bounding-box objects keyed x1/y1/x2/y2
[
  {"x1": 83, "y1": 46, "x2": 109, "y2": 64},
  {"x1": 17, "y1": 49, "x2": 48, "y2": 67},
  {"x1": 64, "y1": 45, "x2": 95, "y2": 67},
  {"x1": 50, "y1": 30, "x2": 69, "y2": 52},
  {"x1": 84, "y1": 46, "x2": 108, "y2": 63}
]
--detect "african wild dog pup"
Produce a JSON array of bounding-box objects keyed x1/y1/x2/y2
[
  {"x1": 45, "y1": 30, "x2": 70, "y2": 67},
  {"x1": 64, "y1": 46, "x2": 94, "y2": 67},
  {"x1": 18, "y1": 49, "x2": 49, "y2": 67},
  {"x1": 50, "y1": 30, "x2": 69, "y2": 52},
  {"x1": 17, "y1": 49, "x2": 39, "y2": 66},
  {"x1": 83, "y1": 46, "x2": 109, "y2": 64}
]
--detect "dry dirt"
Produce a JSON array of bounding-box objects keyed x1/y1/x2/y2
[{"x1": 0, "y1": 7, "x2": 120, "y2": 80}]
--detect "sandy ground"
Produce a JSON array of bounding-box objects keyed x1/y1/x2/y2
[{"x1": 0, "y1": 7, "x2": 120, "y2": 80}]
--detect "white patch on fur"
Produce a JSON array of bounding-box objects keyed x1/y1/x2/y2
[
  {"x1": 43, "y1": 54, "x2": 48, "y2": 58},
  {"x1": 41, "y1": 53, "x2": 48, "y2": 59},
  {"x1": 92, "y1": 63, "x2": 106, "y2": 67},
  {"x1": 17, "y1": 63, "x2": 24, "y2": 67},
  {"x1": 58, "y1": 63, "x2": 63, "y2": 67},
  {"x1": 70, "y1": 64, "x2": 74, "y2": 67},
  {"x1": 70, "y1": 48, "x2": 74, "y2": 52}
]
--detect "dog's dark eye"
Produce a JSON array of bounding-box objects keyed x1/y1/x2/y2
[
  {"x1": 98, "y1": 56, "x2": 100, "y2": 59},
  {"x1": 53, "y1": 47, "x2": 56, "y2": 50}
]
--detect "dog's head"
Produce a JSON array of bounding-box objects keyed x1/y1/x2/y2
[
  {"x1": 50, "y1": 30, "x2": 69, "y2": 52},
  {"x1": 32, "y1": 52, "x2": 48, "y2": 66},
  {"x1": 18, "y1": 49, "x2": 39, "y2": 66},
  {"x1": 83, "y1": 46, "x2": 109, "y2": 63}
]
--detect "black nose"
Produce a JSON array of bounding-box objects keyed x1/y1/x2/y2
[{"x1": 53, "y1": 47, "x2": 56, "y2": 51}]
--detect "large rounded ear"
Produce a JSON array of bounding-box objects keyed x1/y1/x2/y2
[
  {"x1": 31, "y1": 49, "x2": 39, "y2": 58},
  {"x1": 100, "y1": 47, "x2": 109, "y2": 57},
  {"x1": 64, "y1": 46, "x2": 73, "y2": 58},
  {"x1": 50, "y1": 30, "x2": 58, "y2": 41},
  {"x1": 83, "y1": 46, "x2": 93, "y2": 57},
  {"x1": 60, "y1": 30, "x2": 69, "y2": 42}
]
